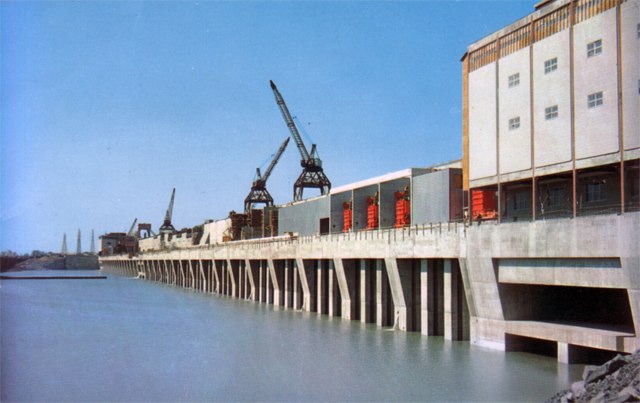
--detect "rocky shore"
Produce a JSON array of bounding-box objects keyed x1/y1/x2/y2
[{"x1": 548, "y1": 351, "x2": 640, "y2": 402}]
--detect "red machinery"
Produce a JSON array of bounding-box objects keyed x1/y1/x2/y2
[
  {"x1": 471, "y1": 189, "x2": 497, "y2": 220},
  {"x1": 394, "y1": 187, "x2": 410, "y2": 228},
  {"x1": 342, "y1": 201, "x2": 352, "y2": 232},
  {"x1": 366, "y1": 192, "x2": 379, "y2": 230}
]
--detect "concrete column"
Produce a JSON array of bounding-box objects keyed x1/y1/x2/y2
[
  {"x1": 558, "y1": 342, "x2": 570, "y2": 364},
  {"x1": 317, "y1": 260, "x2": 326, "y2": 315},
  {"x1": 295, "y1": 258, "x2": 315, "y2": 312},
  {"x1": 420, "y1": 259, "x2": 429, "y2": 335},
  {"x1": 199, "y1": 260, "x2": 206, "y2": 292},
  {"x1": 267, "y1": 259, "x2": 282, "y2": 307},
  {"x1": 284, "y1": 260, "x2": 291, "y2": 310},
  {"x1": 328, "y1": 260, "x2": 340, "y2": 317},
  {"x1": 333, "y1": 258, "x2": 356, "y2": 321},
  {"x1": 293, "y1": 262, "x2": 300, "y2": 310},
  {"x1": 360, "y1": 259, "x2": 374, "y2": 323},
  {"x1": 259, "y1": 262, "x2": 264, "y2": 303},
  {"x1": 384, "y1": 258, "x2": 407, "y2": 331},
  {"x1": 226, "y1": 260, "x2": 237, "y2": 298},
  {"x1": 188, "y1": 260, "x2": 194, "y2": 289},
  {"x1": 213, "y1": 260, "x2": 221, "y2": 294},
  {"x1": 245, "y1": 259, "x2": 256, "y2": 301},
  {"x1": 376, "y1": 259, "x2": 390, "y2": 327}
]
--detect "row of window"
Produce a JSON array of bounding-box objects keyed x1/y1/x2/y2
[
  {"x1": 507, "y1": 91, "x2": 604, "y2": 130},
  {"x1": 512, "y1": 182, "x2": 606, "y2": 211},
  {"x1": 506, "y1": 39, "x2": 603, "y2": 87}
]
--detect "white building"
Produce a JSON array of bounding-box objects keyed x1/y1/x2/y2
[{"x1": 462, "y1": 0, "x2": 639, "y2": 221}]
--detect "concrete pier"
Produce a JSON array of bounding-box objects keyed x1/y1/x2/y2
[{"x1": 101, "y1": 213, "x2": 640, "y2": 363}]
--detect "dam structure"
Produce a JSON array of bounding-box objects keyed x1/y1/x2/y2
[{"x1": 100, "y1": 0, "x2": 639, "y2": 365}]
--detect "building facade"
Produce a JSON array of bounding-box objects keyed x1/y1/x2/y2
[{"x1": 462, "y1": 0, "x2": 639, "y2": 221}]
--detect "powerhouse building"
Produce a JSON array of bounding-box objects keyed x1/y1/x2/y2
[
  {"x1": 102, "y1": 0, "x2": 640, "y2": 365},
  {"x1": 462, "y1": 0, "x2": 639, "y2": 221}
]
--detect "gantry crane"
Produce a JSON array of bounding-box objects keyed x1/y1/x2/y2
[
  {"x1": 270, "y1": 80, "x2": 331, "y2": 201},
  {"x1": 159, "y1": 188, "x2": 176, "y2": 234},
  {"x1": 244, "y1": 137, "x2": 290, "y2": 213}
]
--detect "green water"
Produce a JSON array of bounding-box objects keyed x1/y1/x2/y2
[{"x1": 1, "y1": 270, "x2": 582, "y2": 401}]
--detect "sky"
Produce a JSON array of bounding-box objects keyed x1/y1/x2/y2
[{"x1": 1, "y1": 0, "x2": 537, "y2": 254}]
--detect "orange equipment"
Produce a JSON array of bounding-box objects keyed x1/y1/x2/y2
[
  {"x1": 394, "y1": 187, "x2": 411, "y2": 228},
  {"x1": 366, "y1": 192, "x2": 379, "y2": 230},
  {"x1": 471, "y1": 189, "x2": 497, "y2": 220},
  {"x1": 343, "y1": 201, "x2": 352, "y2": 232}
]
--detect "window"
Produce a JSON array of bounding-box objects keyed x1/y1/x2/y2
[
  {"x1": 544, "y1": 57, "x2": 557, "y2": 74},
  {"x1": 588, "y1": 91, "x2": 603, "y2": 108},
  {"x1": 508, "y1": 117, "x2": 521, "y2": 130},
  {"x1": 586, "y1": 182, "x2": 606, "y2": 203},
  {"x1": 587, "y1": 39, "x2": 602, "y2": 57},
  {"x1": 545, "y1": 105, "x2": 558, "y2": 120},
  {"x1": 548, "y1": 187, "x2": 565, "y2": 207},
  {"x1": 514, "y1": 192, "x2": 529, "y2": 211},
  {"x1": 508, "y1": 73, "x2": 520, "y2": 88}
]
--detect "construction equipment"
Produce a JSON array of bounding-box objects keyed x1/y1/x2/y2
[
  {"x1": 394, "y1": 187, "x2": 411, "y2": 228},
  {"x1": 127, "y1": 218, "x2": 138, "y2": 237},
  {"x1": 244, "y1": 137, "x2": 290, "y2": 212},
  {"x1": 270, "y1": 80, "x2": 331, "y2": 201},
  {"x1": 159, "y1": 188, "x2": 177, "y2": 234},
  {"x1": 366, "y1": 192, "x2": 379, "y2": 230},
  {"x1": 343, "y1": 201, "x2": 352, "y2": 232}
]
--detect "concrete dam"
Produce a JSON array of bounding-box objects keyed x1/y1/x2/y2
[{"x1": 101, "y1": 210, "x2": 640, "y2": 365}]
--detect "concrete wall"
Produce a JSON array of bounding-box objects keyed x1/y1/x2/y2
[{"x1": 102, "y1": 212, "x2": 640, "y2": 361}]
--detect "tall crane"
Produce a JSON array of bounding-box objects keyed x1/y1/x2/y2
[
  {"x1": 159, "y1": 188, "x2": 176, "y2": 234},
  {"x1": 244, "y1": 137, "x2": 290, "y2": 212},
  {"x1": 127, "y1": 218, "x2": 138, "y2": 237},
  {"x1": 270, "y1": 80, "x2": 331, "y2": 201}
]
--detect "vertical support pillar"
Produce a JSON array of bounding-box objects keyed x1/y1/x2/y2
[
  {"x1": 333, "y1": 258, "x2": 356, "y2": 321},
  {"x1": 284, "y1": 260, "x2": 291, "y2": 309},
  {"x1": 328, "y1": 260, "x2": 340, "y2": 317},
  {"x1": 360, "y1": 259, "x2": 373, "y2": 323},
  {"x1": 376, "y1": 259, "x2": 390, "y2": 327},
  {"x1": 259, "y1": 261, "x2": 265, "y2": 303},
  {"x1": 293, "y1": 261, "x2": 300, "y2": 310},
  {"x1": 384, "y1": 257, "x2": 407, "y2": 331},
  {"x1": 317, "y1": 260, "x2": 325, "y2": 315}
]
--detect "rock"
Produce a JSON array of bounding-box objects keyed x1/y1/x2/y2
[
  {"x1": 571, "y1": 381, "x2": 586, "y2": 396},
  {"x1": 584, "y1": 355, "x2": 630, "y2": 384}
]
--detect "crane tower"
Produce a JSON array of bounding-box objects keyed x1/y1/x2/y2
[
  {"x1": 270, "y1": 80, "x2": 331, "y2": 201},
  {"x1": 244, "y1": 137, "x2": 290, "y2": 212}
]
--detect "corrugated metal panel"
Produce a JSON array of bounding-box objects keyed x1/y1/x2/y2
[
  {"x1": 412, "y1": 170, "x2": 451, "y2": 225},
  {"x1": 278, "y1": 196, "x2": 330, "y2": 236}
]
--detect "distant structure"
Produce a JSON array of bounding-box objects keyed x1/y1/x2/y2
[
  {"x1": 90, "y1": 229, "x2": 95, "y2": 255},
  {"x1": 61, "y1": 233, "x2": 68, "y2": 255},
  {"x1": 76, "y1": 229, "x2": 82, "y2": 255}
]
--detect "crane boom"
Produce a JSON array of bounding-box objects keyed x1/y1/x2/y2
[
  {"x1": 164, "y1": 188, "x2": 175, "y2": 224},
  {"x1": 127, "y1": 218, "x2": 138, "y2": 237},
  {"x1": 159, "y1": 188, "x2": 176, "y2": 234},
  {"x1": 262, "y1": 137, "x2": 290, "y2": 182},
  {"x1": 269, "y1": 80, "x2": 331, "y2": 201},
  {"x1": 270, "y1": 80, "x2": 310, "y2": 163},
  {"x1": 244, "y1": 137, "x2": 290, "y2": 213}
]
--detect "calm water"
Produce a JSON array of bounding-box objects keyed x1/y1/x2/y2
[{"x1": 1, "y1": 270, "x2": 582, "y2": 402}]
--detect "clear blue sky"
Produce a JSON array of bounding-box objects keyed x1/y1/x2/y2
[{"x1": 1, "y1": 0, "x2": 536, "y2": 254}]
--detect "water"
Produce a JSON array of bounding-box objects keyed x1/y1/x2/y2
[{"x1": 1, "y1": 270, "x2": 583, "y2": 402}]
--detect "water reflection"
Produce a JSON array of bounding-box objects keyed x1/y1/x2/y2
[{"x1": 1, "y1": 271, "x2": 582, "y2": 402}]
